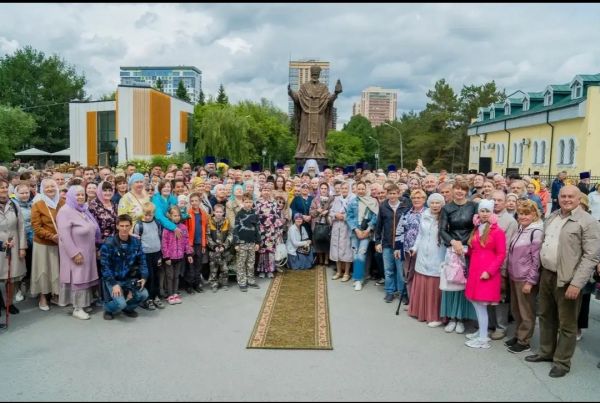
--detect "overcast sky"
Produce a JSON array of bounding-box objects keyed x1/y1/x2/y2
[{"x1": 2, "y1": 3, "x2": 600, "y2": 128}]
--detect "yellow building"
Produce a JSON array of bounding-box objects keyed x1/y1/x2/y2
[
  {"x1": 69, "y1": 85, "x2": 194, "y2": 166},
  {"x1": 467, "y1": 74, "x2": 600, "y2": 178}
]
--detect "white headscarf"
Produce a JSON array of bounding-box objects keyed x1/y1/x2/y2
[
  {"x1": 33, "y1": 178, "x2": 60, "y2": 209},
  {"x1": 302, "y1": 159, "x2": 320, "y2": 177}
]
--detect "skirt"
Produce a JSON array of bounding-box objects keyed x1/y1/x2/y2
[
  {"x1": 440, "y1": 290, "x2": 477, "y2": 321},
  {"x1": 30, "y1": 242, "x2": 60, "y2": 296},
  {"x1": 288, "y1": 252, "x2": 314, "y2": 270},
  {"x1": 58, "y1": 283, "x2": 94, "y2": 309},
  {"x1": 408, "y1": 272, "x2": 442, "y2": 323}
]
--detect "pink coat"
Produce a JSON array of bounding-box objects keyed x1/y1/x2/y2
[{"x1": 465, "y1": 223, "x2": 506, "y2": 303}]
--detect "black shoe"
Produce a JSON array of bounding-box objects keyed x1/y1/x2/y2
[
  {"x1": 239, "y1": 285, "x2": 248, "y2": 292},
  {"x1": 384, "y1": 294, "x2": 394, "y2": 303},
  {"x1": 549, "y1": 365, "x2": 569, "y2": 378},
  {"x1": 186, "y1": 287, "x2": 195, "y2": 295},
  {"x1": 103, "y1": 312, "x2": 114, "y2": 320},
  {"x1": 525, "y1": 354, "x2": 553, "y2": 363},
  {"x1": 122, "y1": 310, "x2": 138, "y2": 318},
  {"x1": 193, "y1": 285, "x2": 204, "y2": 293},
  {"x1": 507, "y1": 343, "x2": 531, "y2": 354},
  {"x1": 504, "y1": 337, "x2": 518, "y2": 347},
  {"x1": 8, "y1": 305, "x2": 19, "y2": 315},
  {"x1": 247, "y1": 283, "x2": 260, "y2": 289}
]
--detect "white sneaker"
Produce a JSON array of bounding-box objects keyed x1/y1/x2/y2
[
  {"x1": 72, "y1": 308, "x2": 90, "y2": 320},
  {"x1": 444, "y1": 321, "x2": 457, "y2": 333},
  {"x1": 15, "y1": 290, "x2": 24, "y2": 302},
  {"x1": 354, "y1": 281, "x2": 363, "y2": 291},
  {"x1": 455, "y1": 322, "x2": 465, "y2": 334},
  {"x1": 465, "y1": 338, "x2": 491, "y2": 349},
  {"x1": 258, "y1": 273, "x2": 266, "y2": 279},
  {"x1": 465, "y1": 331, "x2": 479, "y2": 340},
  {"x1": 427, "y1": 321, "x2": 443, "y2": 328}
]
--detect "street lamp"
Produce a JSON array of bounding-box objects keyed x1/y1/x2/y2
[
  {"x1": 368, "y1": 136, "x2": 381, "y2": 170},
  {"x1": 383, "y1": 122, "x2": 403, "y2": 170}
]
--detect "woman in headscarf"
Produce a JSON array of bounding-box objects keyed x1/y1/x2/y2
[
  {"x1": 0, "y1": 178, "x2": 27, "y2": 316},
  {"x1": 286, "y1": 213, "x2": 314, "y2": 270},
  {"x1": 30, "y1": 178, "x2": 65, "y2": 310},
  {"x1": 117, "y1": 173, "x2": 149, "y2": 228},
  {"x1": 226, "y1": 184, "x2": 244, "y2": 228},
  {"x1": 329, "y1": 181, "x2": 354, "y2": 281},
  {"x1": 56, "y1": 185, "x2": 101, "y2": 320},
  {"x1": 404, "y1": 193, "x2": 446, "y2": 327},
  {"x1": 309, "y1": 182, "x2": 333, "y2": 267},
  {"x1": 346, "y1": 181, "x2": 378, "y2": 291}
]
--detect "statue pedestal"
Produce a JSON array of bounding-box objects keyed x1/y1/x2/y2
[{"x1": 295, "y1": 157, "x2": 328, "y2": 172}]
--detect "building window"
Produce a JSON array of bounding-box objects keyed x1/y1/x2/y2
[
  {"x1": 490, "y1": 109, "x2": 495, "y2": 119},
  {"x1": 513, "y1": 143, "x2": 523, "y2": 164},
  {"x1": 544, "y1": 91, "x2": 553, "y2": 106},
  {"x1": 572, "y1": 81, "x2": 583, "y2": 99},
  {"x1": 496, "y1": 144, "x2": 505, "y2": 164},
  {"x1": 533, "y1": 141, "x2": 538, "y2": 163},
  {"x1": 518, "y1": 143, "x2": 523, "y2": 164},
  {"x1": 522, "y1": 99, "x2": 529, "y2": 111},
  {"x1": 540, "y1": 141, "x2": 546, "y2": 164},
  {"x1": 505, "y1": 104, "x2": 511, "y2": 115},
  {"x1": 558, "y1": 140, "x2": 565, "y2": 164},
  {"x1": 568, "y1": 139, "x2": 575, "y2": 164}
]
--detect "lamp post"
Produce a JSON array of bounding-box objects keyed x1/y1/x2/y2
[
  {"x1": 383, "y1": 122, "x2": 403, "y2": 170},
  {"x1": 369, "y1": 136, "x2": 381, "y2": 170}
]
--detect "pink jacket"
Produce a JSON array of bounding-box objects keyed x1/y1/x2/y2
[
  {"x1": 162, "y1": 223, "x2": 193, "y2": 260},
  {"x1": 465, "y1": 222, "x2": 507, "y2": 303}
]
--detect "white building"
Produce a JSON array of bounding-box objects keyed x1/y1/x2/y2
[{"x1": 120, "y1": 66, "x2": 202, "y2": 103}]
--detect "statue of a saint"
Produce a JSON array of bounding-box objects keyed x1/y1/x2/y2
[{"x1": 288, "y1": 65, "x2": 342, "y2": 165}]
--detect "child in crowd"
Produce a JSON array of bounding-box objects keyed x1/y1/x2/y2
[
  {"x1": 178, "y1": 194, "x2": 190, "y2": 220},
  {"x1": 133, "y1": 202, "x2": 164, "y2": 310},
  {"x1": 161, "y1": 206, "x2": 193, "y2": 305},
  {"x1": 184, "y1": 193, "x2": 208, "y2": 293},
  {"x1": 13, "y1": 183, "x2": 33, "y2": 301},
  {"x1": 207, "y1": 204, "x2": 233, "y2": 292},
  {"x1": 233, "y1": 193, "x2": 261, "y2": 292}
]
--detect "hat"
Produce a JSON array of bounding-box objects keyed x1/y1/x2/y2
[
  {"x1": 276, "y1": 162, "x2": 284, "y2": 169},
  {"x1": 580, "y1": 171, "x2": 591, "y2": 179},
  {"x1": 128, "y1": 173, "x2": 145, "y2": 187},
  {"x1": 204, "y1": 156, "x2": 216, "y2": 164},
  {"x1": 297, "y1": 165, "x2": 304, "y2": 174},
  {"x1": 293, "y1": 212, "x2": 303, "y2": 220},
  {"x1": 478, "y1": 199, "x2": 495, "y2": 212},
  {"x1": 219, "y1": 158, "x2": 230, "y2": 165},
  {"x1": 387, "y1": 164, "x2": 397, "y2": 172},
  {"x1": 533, "y1": 171, "x2": 540, "y2": 176},
  {"x1": 250, "y1": 162, "x2": 261, "y2": 173}
]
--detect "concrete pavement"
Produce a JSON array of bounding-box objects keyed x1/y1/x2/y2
[{"x1": 1, "y1": 270, "x2": 600, "y2": 401}]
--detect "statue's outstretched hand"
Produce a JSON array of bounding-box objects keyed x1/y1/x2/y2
[{"x1": 335, "y1": 79, "x2": 342, "y2": 94}]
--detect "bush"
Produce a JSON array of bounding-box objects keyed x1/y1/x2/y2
[{"x1": 117, "y1": 152, "x2": 193, "y2": 173}]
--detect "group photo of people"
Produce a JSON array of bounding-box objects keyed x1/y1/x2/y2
[{"x1": 0, "y1": 157, "x2": 599, "y2": 379}]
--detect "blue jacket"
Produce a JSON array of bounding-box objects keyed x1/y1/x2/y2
[
  {"x1": 151, "y1": 193, "x2": 178, "y2": 231},
  {"x1": 346, "y1": 197, "x2": 378, "y2": 232},
  {"x1": 551, "y1": 178, "x2": 564, "y2": 202},
  {"x1": 100, "y1": 235, "x2": 148, "y2": 286}
]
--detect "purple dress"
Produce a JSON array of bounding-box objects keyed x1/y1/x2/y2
[{"x1": 57, "y1": 204, "x2": 99, "y2": 290}]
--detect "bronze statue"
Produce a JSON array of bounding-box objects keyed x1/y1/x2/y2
[{"x1": 288, "y1": 65, "x2": 342, "y2": 166}]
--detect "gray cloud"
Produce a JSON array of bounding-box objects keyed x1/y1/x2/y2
[{"x1": 2, "y1": 4, "x2": 600, "y2": 127}]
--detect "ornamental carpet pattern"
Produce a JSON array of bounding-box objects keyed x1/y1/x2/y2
[{"x1": 247, "y1": 266, "x2": 333, "y2": 350}]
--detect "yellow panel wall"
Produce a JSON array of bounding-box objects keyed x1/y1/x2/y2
[
  {"x1": 150, "y1": 92, "x2": 171, "y2": 155},
  {"x1": 86, "y1": 111, "x2": 97, "y2": 165}
]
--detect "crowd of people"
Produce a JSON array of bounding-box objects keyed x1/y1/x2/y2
[{"x1": 0, "y1": 158, "x2": 599, "y2": 379}]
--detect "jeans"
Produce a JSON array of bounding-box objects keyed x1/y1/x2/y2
[
  {"x1": 351, "y1": 234, "x2": 370, "y2": 281},
  {"x1": 103, "y1": 280, "x2": 149, "y2": 314},
  {"x1": 383, "y1": 248, "x2": 405, "y2": 296}
]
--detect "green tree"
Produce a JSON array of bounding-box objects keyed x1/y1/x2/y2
[
  {"x1": 0, "y1": 105, "x2": 37, "y2": 161},
  {"x1": 176, "y1": 80, "x2": 190, "y2": 102},
  {"x1": 155, "y1": 77, "x2": 164, "y2": 92},
  {"x1": 216, "y1": 83, "x2": 229, "y2": 105},
  {"x1": 326, "y1": 130, "x2": 364, "y2": 166},
  {"x1": 197, "y1": 89, "x2": 205, "y2": 106},
  {"x1": 99, "y1": 91, "x2": 116, "y2": 101},
  {"x1": 0, "y1": 46, "x2": 86, "y2": 152},
  {"x1": 342, "y1": 114, "x2": 375, "y2": 164}
]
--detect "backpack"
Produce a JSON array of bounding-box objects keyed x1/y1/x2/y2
[{"x1": 134, "y1": 219, "x2": 162, "y2": 241}]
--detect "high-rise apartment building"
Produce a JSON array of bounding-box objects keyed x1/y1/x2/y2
[
  {"x1": 353, "y1": 86, "x2": 398, "y2": 127},
  {"x1": 288, "y1": 59, "x2": 336, "y2": 130},
  {"x1": 120, "y1": 66, "x2": 202, "y2": 103}
]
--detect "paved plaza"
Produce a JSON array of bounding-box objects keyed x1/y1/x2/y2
[{"x1": 1, "y1": 272, "x2": 600, "y2": 401}]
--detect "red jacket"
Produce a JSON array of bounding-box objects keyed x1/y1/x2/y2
[{"x1": 185, "y1": 208, "x2": 208, "y2": 248}]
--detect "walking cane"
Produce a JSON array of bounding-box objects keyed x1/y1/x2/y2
[
  {"x1": 4, "y1": 236, "x2": 13, "y2": 329},
  {"x1": 395, "y1": 251, "x2": 414, "y2": 316}
]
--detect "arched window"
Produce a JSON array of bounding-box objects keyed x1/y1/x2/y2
[
  {"x1": 533, "y1": 142, "x2": 538, "y2": 163},
  {"x1": 501, "y1": 144, "x2": 505, "y2": 163},
  {"x1": 505, "y1": 104, "x2": 511, "y2": 115},
  {"x1": 559, "y1": 140, "x2": 565, "y2": 164},
  {"x1": 540, "y1": 141, "x2": 546, "y2": 164},
  {"x1": 522, "y1": 98, "x2": 529, "y2": 111},
  {"x1": 568, "y1": 139, "x2": 575, "y2": 164},
  {"x1": 513, "y1": 143, "x2": 518, "y2": 164},
  {"x1": 518, "y1": 143, "x2": 524, "y2": 164}
]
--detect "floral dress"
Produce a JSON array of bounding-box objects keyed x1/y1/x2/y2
[
  {"x1": 255, "y1": 198, "x2": 284, "y2": 273},
  {"x1": 88, "y1": 199, "x2": 117, "y2": 244}
]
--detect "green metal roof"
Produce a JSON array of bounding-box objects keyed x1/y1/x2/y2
[
  {"x1": 546, "y1": 84, "x2": 570, "y2": 92},
  {"x1": 506, "y1": 97, "x2": 523, "y2": 104},
  {"x1": 527, "y1": 92, "x2": 544, "y2": 100},
  {"x1": 577, "y1": 74, "x2": 600, "y2": 82}
]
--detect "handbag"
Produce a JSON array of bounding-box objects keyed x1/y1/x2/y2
[
  {"x1": 443, "y1": 247, "x2": 467, "y2": 285},
  {"x1": 296, "y1": 227, "x2": 312, "y2": 255},
  {"x1": 313, "y1": 222, "x2": 331, "y2": 243}
]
